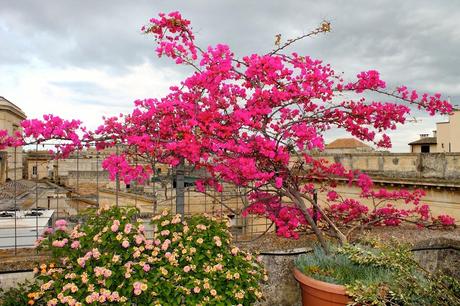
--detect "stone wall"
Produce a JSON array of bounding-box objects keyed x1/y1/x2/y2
[
  {"x1": 0, "y1": 271, "x2": 33, "y2": 290},
  {"x1": 315, "y1": 152, "x2": 460, "y2": 183},
  {"x1": 256, "y1": 250, "x2": 306, "y2": 306},
  {"x1": 413, "y1": 237, "x2": 460, "y2": 280}
]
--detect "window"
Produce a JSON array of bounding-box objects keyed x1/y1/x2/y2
[
  {"x1": 449, "y1": 143, "x2": 451, "y2": 152},
  {"x1": 32, "y1": 166, "x2": 38, "y2": 175},
  {"x1": 421, "y1": 145, "x2": 430, "y2": 153}
]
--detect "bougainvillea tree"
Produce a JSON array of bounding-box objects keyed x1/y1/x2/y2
[{"x1": 1, "y1": 11, "x2": 455, "y2": 250}]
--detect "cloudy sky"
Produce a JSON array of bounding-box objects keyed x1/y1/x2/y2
[{"x1": 1, "y1": 0, "x2": 459, "y2": 152}]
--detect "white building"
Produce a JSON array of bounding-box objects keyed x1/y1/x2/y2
[
  {"x1": 409, "y1": 109, "x2": 460, "y2": 153},
  {"x1": 436, "y1": 109, "x2": 460, "y2": 152}
]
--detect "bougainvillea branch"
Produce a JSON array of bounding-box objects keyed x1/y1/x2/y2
[{"x1": 0, "y1": 11, "x2": 455, "y2": 251}]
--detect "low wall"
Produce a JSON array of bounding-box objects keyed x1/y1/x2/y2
[
  {"x1": 256, "y1": 249, "x2": 308, "y2": 306},
  {"x1": 1, "y1": 241, "x2": 458, "y2": 305},
  {"x1": 0, "y1": 271, "x2": 33, "y2": 291},
  {"x1": 315, "y1": 152, "x2": 460, "y2": 183},
  {"x1": 413, "y1": 237, "x2": 460, "y2": 280}
]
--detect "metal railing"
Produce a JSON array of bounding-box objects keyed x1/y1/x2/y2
[{"x1": 0, "y1": 144, "x2": 272, "y2": 264}]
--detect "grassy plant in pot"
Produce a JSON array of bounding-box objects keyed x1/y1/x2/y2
[
  {"x1": 0, "y1": 10, "x2": 457, "y2": 305},
  {"x1": 295, "y1": 239, "x2": 460, "y2": 306}
]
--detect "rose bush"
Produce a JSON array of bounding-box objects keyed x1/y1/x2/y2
[{"x1": 17, "y1": 207, "x2": 266, "y2": 305}]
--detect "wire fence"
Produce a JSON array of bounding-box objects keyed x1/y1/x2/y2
[{"x1": 0, "y1": 145, "x2": 273, "y2": 263}]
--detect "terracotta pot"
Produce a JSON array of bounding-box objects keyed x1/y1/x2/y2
[{"x1": 293, "y1": 268, "x2": 351, "y2": 306}]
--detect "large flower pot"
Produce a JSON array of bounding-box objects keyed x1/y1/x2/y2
[{"x1": 293, "y1": 268, "x2": 350, "y2": 306}]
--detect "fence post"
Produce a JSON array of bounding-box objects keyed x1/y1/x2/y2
[
  {"x1": 313, "y1": 189, "x2": 318, "y2": 225},
  {"x1": 13, "y1": 147, "x2": 17, "y2": 254},
  {"x1": 115, "y1": 145, "x2": 119, "y2": 207},
  {"x1": 175, "y1": 161, "x2": 185, "y2": 216},
  {"x1": 96, "y1": 151, "x2": 100, "y2": 208}
]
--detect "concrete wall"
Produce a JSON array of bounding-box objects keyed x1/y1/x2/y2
[
  {"x1": 324, "y1": 147, "x2": 373, "y2": 154},
  {"x1": 26, "y1": 159, "x2": 49, "y2": 180},
  {"x1": 413, "y1": 237, "x2": 460, "y2": 280},
  {"x1": 317, "y1": 181, "x2": 460, "y2": 220},
  {"x1": 51, "y1": 158, "x2": 105, "y2": 178},
  {"x1": 315, "y1": 152, "x2": 460, "y2": 182}
]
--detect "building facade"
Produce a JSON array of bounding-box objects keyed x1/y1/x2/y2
[
  {"x1": 408, "y1": 109, "x2": 459, "y2": 153},
  {"x1": 0, "y1": 97, "x2": 26, "y2": 183},
  {"x1": 408, "y1": 134, "x2": 437, "y2": 153},
  {"x1": 437, "y1": 109, "x2": 460, "y2": 153},
  {"x1": 25, "y1": 150, "x2": 52, "y2": 180}
]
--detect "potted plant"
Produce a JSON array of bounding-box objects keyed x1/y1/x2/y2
[{"x1": 294, "y1": 239, "x2": 460, "y2": 306}]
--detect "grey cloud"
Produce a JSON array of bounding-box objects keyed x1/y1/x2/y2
[
  {"x1": 49, "y1": 81, "x2": 131, "y2": 107},
  {"x1": 50, "y1": 81, "x2": 107, "y2": 96},
  {"x1": 0, "y1": 0, "x2": 459, "y2": 136},
  {"x1": 1, "y1": 0, "x2": 459, "y2": 94}
]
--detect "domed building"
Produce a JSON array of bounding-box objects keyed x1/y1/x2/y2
[{"x1": 0, "y1": 96, "x2": 26, "y2": 183}]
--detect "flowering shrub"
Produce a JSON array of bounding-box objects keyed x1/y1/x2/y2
[{"x1": 22, "y1": 207, "x2": 266, "y2": 305}]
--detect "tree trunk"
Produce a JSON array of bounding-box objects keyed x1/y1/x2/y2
[
  {"x1": 309, "y1": 199, "x2": 347, "y2": 245},
  {"x1": 286, "y1": 188, "x2": 330, "y2": 253}
]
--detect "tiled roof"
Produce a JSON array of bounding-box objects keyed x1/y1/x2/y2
[
  {"x1": 326, "y1": 138, "x2": 371, "y2": 149},
  {"x1": 408, "y1": 137, "x2": 437, "y2": 145}
]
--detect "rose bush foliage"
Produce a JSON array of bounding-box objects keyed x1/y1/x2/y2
[{"x1": 22, "y1": 207, "x2": 266, "y2": 305}]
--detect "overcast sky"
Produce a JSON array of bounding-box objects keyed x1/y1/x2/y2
[{"x1": 1, "y1": 0, "x2": 459, "y2": 152}]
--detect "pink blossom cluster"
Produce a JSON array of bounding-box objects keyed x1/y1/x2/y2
[
  {"x1": 22, "y1": 115, "x2": 84, "y2": 157},
  {"x1": 55, "y1": 219, "x2": 68, "y2": 231},
  {"x1": 133, "y1": 281, "x2": 148, "y2": 296},
  {"x1": 345, "y1": 70, "x2": 386, "y2": 93},
  {"x1": 329, "y1": 199, "x2": 369, "y2": 224},
  {"x1": 397, "y1": 86, "x2": 452, "y2": 115},
  {"x1": 51, "y1": 238, "x2": 68, "y2": 248},
  {"x1": 142, "y1": 11, "x2": 197, "y2": 63},
  {"x1": 0, "y1": 129, "x2": 22, "y2": 149},
  {"x1": 85, "y1": 290, "x2": 121, "y2": 304},
  {"x1": 242, "y1": 192, "x2": 308, "y2": 239},
  {"x1": 77, "y1": 251, "x2": 93, "y2": 268},
  {"x1": 433, "y1": 214, "x2": 456, "y2": 226},
  {"x1": 101, "y1": 153, "x2": 151, "y2": 184},
  {"x1": 94, "y1": 267, "x2": 112, "y2": 278}
]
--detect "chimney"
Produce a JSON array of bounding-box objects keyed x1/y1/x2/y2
[
  {"x1": 432, "y1": 130, "x2": 437, "y2": 137},
  {"x1": 420, "y1": 133, "x2": 429, "y2": 139}
]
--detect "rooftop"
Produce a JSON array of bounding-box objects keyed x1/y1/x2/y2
[
  {"x1": 0, "y1": 96, "x2": 26, "y2": 120},
  {"x1": 408, "y1": 137, "x2": 437, "y2": 145},
  {"x1": 326, "y1": 138, "x2": 372, "y2": 149}
]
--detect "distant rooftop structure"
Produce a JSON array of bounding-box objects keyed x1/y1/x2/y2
[
  {"x1": 325, "y1": 138, "x2": 373, "y2": 153},
  {"x1": 0, "y1": 96, "x2": 26, "y2": 183},
  {"x1": 0, "y1": 96, "x2": 26, "y2": 120},
  {"x1": 408, "y1": 136, "x2": 437, "y2": 145},
  {"x1": 408, "y1": 108, "x2": 459, "y2": 153},
  {"x1": 0, "y1": 209, "x2": 54, "y2": 249}
]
